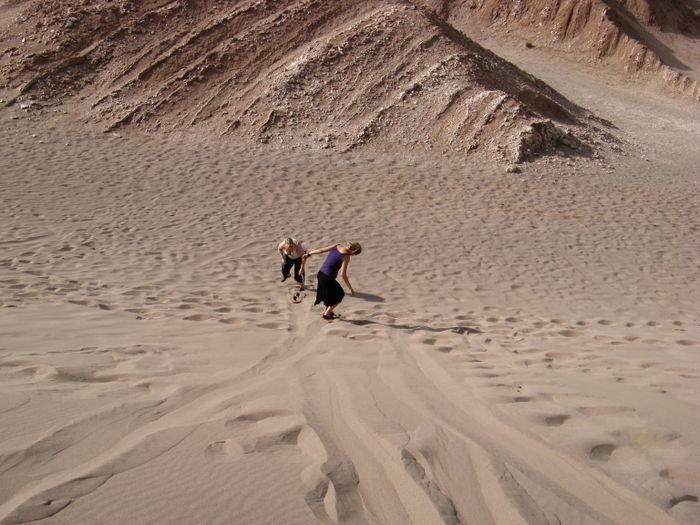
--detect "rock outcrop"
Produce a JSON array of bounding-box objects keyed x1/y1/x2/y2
[
  {"x1": 0, "y1": 0, "x2": 616, "y2": 160},
  {"x1": 425, "y1": 0, "x2": 700, "y2": 100}
]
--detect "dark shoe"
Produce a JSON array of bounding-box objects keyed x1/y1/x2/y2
[
  {"x1": 281, "y1": 274, "x2": 290, "y2": 282},
  {"x1": 322, "y1": 313, "x2": 338, "y2": 320}
]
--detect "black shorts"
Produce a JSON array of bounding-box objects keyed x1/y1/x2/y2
[{"x1": 314, "y1": 271, "x2": 345, "y2": 307}]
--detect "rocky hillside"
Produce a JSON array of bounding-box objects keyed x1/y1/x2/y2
[
  {"x1": 0, "y1": 0, "x2": 616, "y2": 161},
  {"x1": 425, "y1": 0, "x2": 700, "y2": 100}
]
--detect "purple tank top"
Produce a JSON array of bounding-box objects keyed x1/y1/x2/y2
[{"x1": 319, "y1": 246, "x2": 345, "y2": 278}]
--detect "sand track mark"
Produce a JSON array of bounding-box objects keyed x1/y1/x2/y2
[{"x1": 379, "y1": 326, "x2": 679, "y2": 524}]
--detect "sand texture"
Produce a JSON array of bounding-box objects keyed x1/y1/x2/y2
[
  {"x1": 2, "y1": 81, "x2": 700, "y2": 523},
  {"x1": 1, "y1": 1, "x2": 700, "y2": 524}
]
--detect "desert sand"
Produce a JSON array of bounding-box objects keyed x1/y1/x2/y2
[{"x1": 2, "y1": 1, "x2": 700, "y2": 525}]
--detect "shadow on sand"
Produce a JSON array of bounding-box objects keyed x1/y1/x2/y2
[
  {"x1": 342, "y1": 318, "x2": 480, "y2": 335},
  {"x1": 352, "y1": 291, "x2": 385, "y2": 302}
]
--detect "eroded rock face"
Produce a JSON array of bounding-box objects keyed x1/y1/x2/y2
[
  {"x1": 429, "y1": 0, "x2": 700, "y2": 100},
  {"x1": 0, "y1": 0, "x2": 612, "y2": 160}
]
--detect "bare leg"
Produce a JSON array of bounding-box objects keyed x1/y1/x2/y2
[{"x1": 323, "y1": 305, "x2": 338, "y2": 317}]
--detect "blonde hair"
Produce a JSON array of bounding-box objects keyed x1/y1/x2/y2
[
  {"x1": 283, "y1": 237, "x2": 294, "y2": 249},
  {"x1": 346, "y1": 241, "x2": 362, "y2": 255}
]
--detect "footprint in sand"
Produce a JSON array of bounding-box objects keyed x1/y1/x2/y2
[
  {"x1": 543, "y1": 414, "x2": 570, "y2": 427},
  {"x1": 509, "y1": 396, "x2": 533, "y2": 403},
  {"x1": 219, "y1": 317, "x2": 244, "y2": 325},
  {"x1": 205, "y1": 439, "x2": 244, "y2": 461},
  {"x1": 252, "y1": 427, "x2": 308, "y2": 452},
  {"x1": 68, "y1": 299, "x2": 91, "y2": 306},
  {"x1": 177, "y1": 303, "x2": 194, "y2": 310},
  {"x1": 578, "y1": 406, "x2": 635, "y2": 416},
  {"x1": 589, "y1": 443, "x2": 617, "y2": 461},
  {"x1": 558, "y1": 329, "x2": 580, "y2": 337},
  {"x1": 668, "y1": 494, "x2": 698, "y2": 509},
  {"x1": 132, "y1": 381, "x2": 179, "y2": 397},
  {"x1": 244, "y1": 306, "x2": 264, "y2": 313},
  {"x1": 228, "y1": 413, "x2": 327, "y2": 461},
  {"x1": 228, "y1": 410, "x2": 291, "y2": 424},
  {"x1": 349, "y1": 334, "x2": 381, "y2": 342},
  {"x1": 183, "y1": 314, "x2": 209, "y2": 321},
  {"x1": 255, "y1": 321, "x2": 283, "y2": 329}
]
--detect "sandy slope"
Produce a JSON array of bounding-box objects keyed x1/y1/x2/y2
[{"x1": 1, "y1": 57, "x2": 700, "y2": 525}]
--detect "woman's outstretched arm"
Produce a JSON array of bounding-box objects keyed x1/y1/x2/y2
[
  {"x1": 305, "y1": 243, "x2": 338, "y2": 257},
  {"x1": 340, "y1": 256, "x2": 355, "y2": 295},
  {"x1": 302, "y1": 243, "x2": 336, "y2": 275}
]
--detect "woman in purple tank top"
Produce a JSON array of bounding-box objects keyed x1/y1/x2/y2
[{"x1": 301, "y1": 241, "x2": 362, "y2": 320}]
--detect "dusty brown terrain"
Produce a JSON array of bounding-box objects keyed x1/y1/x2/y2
[
  {"x1": 2, "y1": 1, "x2": 697, "y2": 160},
  {"x1": 0, "y1": 0, "x2": 629, "y2": 161},
  {"x1": 1, "y1": 1, "x2": 698, "y2": 154},
  {"x1": 421, "y1": 0, "x2": 700, "y2": 99}
]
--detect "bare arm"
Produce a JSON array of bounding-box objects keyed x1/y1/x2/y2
[
  {"x1": 340, "y1": 256, "x2": 355, "y2": 295},
  {"x1": 303, "y1": 243, "x2": 338, "y2": 260},
  {"x1": 277, "y1": 241, "x2": 286, "y2": 262},
  {"x1": 306, "y1": 243, "x2": 338, "y2": 256}
]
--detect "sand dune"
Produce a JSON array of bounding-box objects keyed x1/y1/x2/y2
[
  {"x1": 1, "y1": 1, "x2": 700, "y2": 524},
  {"x1": 2, "y1": 69, "x2": 700, "y2": 522}
]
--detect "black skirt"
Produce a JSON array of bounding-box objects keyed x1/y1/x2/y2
[{"x1": 315, "y1": 271, "x2": 345, "y2": 307}]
